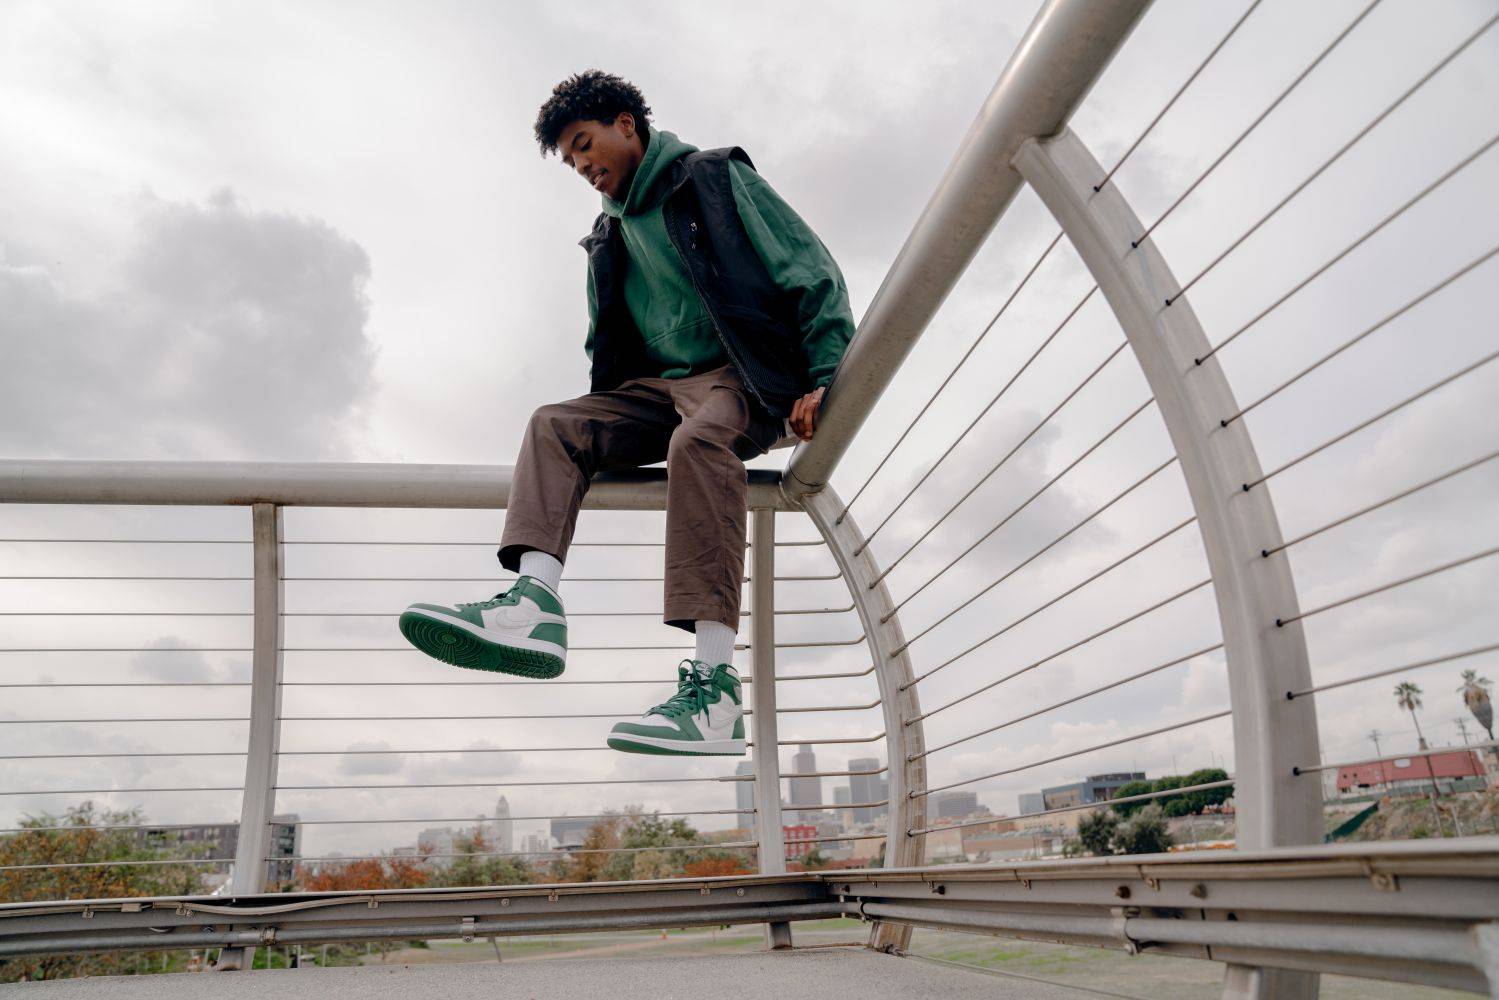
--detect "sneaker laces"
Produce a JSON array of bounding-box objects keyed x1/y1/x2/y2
[
  {"x1": 455, "y1": 583, "x2": 520, "y2": 611},
  {"x1": 649, "y1": 660, "x2": 712, "y2": 718}
]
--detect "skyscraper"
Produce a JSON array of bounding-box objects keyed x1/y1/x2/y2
[
  {"x1": 790, "y1": 747, "x2": 822, "y2": 822},
  {"x1": 848, "y1": 757, "x2": 881, "y2": 826},
  {"x1": 735, "y1": 761, "x2": 756, "y2": 817},
  {"x1": 490, "y1": 795, "x2": 513, "y2": 854}
]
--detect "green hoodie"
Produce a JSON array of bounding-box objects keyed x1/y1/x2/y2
[{"x1": 586, "y1": 124, "x2": 854, "y2": 388}]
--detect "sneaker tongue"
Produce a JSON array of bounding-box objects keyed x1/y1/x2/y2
[{"x1": 692, "y1": 660, "x2": 717, "y2": 681}]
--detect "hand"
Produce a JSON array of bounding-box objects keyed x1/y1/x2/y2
[{"x1": 789, "y1": 386, "x2": 826, "y2": 442}]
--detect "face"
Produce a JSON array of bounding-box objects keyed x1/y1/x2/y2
[{"x1": 558, "y1": 113, "x2": 644, "y2": 201}]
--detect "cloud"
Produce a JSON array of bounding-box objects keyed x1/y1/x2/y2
[
  {"x1": 0, "y1": 187, "x2": 379, "y2": 461},
  {"x1": 130, "y1": 635, "x2": 223, "y2": 683},
  {"x1": 339, "y1": 741, "x2": 405, "y2": 777}
]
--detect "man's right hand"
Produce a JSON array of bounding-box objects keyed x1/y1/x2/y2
[{"x1": 788, "y1": 386, "x2": 826, "y2": 442}]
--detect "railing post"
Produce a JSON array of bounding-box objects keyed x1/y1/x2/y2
[
  {"x1": 1013, "y1": 128, "x2": 1322, "y2": 1000},
  {"x1": 799, "y1": 487, "x2": 927, "y2": 954},
  {"x1": 749, "y1": 508, "x2": 791, "y2": 949},
  {"x1": 216, "y1": 502, "x2": 285, "y2": 972}
]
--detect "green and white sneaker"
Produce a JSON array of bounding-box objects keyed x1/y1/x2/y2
[
  {"x1": 607, "y1": 659, "x2": 745, "y2": 756},
  {"x1": 398, "y1": 576, "x2": 567, "y2": 678}
]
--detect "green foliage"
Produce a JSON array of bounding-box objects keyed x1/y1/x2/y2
[
  {"x1": 1150, "y1": 775, "x2": 1189, "y2": 817},
  {"x1": 1112, "y1": 805, "x2": 1174, "y2": 856},
  {"x1": 548, "y1": 807, "x2": 743, "y2": 884},
  {"x1": 1110, "y1": 781, "x2": 1154, "y2": 817},
  {"x1": 1076, "y1": 810, "x2": 1119, "y2": 856},
  {"x1": 1113, "y1": 771, "x2": 1233, "y2": 819},
  {"x1": 1181, "y1": 768, "x2": 1232, "y2": 813},
  {"x1": 0, "y1": 801, "x2": 214, "y2": 982},
  {"x1": 427, "y1": 829, "x2": 534, "y2": 889}
]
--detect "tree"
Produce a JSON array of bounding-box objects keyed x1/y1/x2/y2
[
  {"x1": 301, "y1": 854, "x2": 428, "y2": 892},
  {"x1": 1076, "y1": 810, "x2": 1119, "y2": 856},
  {"x1": 429, "y1": 829, "x2": 532, "y2": 889},
  {"x1": 1110, "y1": 780, "x2": 1154, "y2": 817},
  {"x1": 1459, "y1": 669, "x2": 1494, "y2": 741},
  {"x1": 683, "y1": 857, "x2": 752, "y2": 877},
  {"x1": 1394, "y1": 681, "x2": 1429, "y2": 749},
  {"x1": 0, "y1": 802, "x2": 214, "y2": 982},
  {"x1": 1182, "y1": 768, "x2": 1232, "y2": 814},
  {"x1": 1113, "y1": 805, "x2": 1174, "y2": 855},
  {"x1": 1152, "y1": 774, "x2": 1191, "y2": 817}
]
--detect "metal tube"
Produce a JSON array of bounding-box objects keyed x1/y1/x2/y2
[
  {"x1": 219, "y1": 502, "x2": 285, "y2": 972},
  {"x1": 750, "y1": 508, "x2": 792, "y2": 949},
  {"x1": 784, "y1": 0, "x2": 1151, "y2": 494},
  {"x1": 800, "y1": 486, "x2": 927, "y2": 954},
  {"x1": 0, "y1": 902, "x2": 847, "y2": 958},
  {"x1": 0, "y1": 462, "x2": 794, "y2": 511},
  {"x1": 1014, "y1": 129, "x2": 1324, "y2": 860}
]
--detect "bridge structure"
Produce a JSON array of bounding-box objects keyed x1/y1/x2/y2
[{"x1": 2, "y1": 1, "x2": 1498, "y2": 996}]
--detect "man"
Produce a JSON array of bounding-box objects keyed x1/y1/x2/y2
[{"x1": 399, "y1": 70, "x2": 854, "y2": 756}]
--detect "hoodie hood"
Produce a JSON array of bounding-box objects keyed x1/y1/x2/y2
[{"x1": 600, "y1": 124, "x2": 699, "y2": 218}]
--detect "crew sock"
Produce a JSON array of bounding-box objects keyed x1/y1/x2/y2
[
  {"x1": 694, "y1": 620, "x2": 736, "y2": 669},
  {"x1": 518, "y1": 550, "x2": 563, "y2": 594}
]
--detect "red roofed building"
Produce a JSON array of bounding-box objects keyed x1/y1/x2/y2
[{"x1": 1336, "y1": 750, "x2": 1486, "y2": 793}]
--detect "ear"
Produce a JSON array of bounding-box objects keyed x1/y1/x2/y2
[{"x1": 616, "y1": 111, "x2": 635, "y2": 139}]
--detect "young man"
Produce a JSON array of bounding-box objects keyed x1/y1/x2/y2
[{"x1": 399, "y1": 70, "x2": 854, "y2": 756}]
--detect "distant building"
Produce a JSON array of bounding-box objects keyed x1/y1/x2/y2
[
  {"x1": 790, "y1": 747, "x2": 823, "y2": 822},
  {"x1": 833, "y1": 786, "x2": 853, "y2": 829},
  {"x1": 1018, "y1": 792, "x2": 1046, "y2": 816},
  {"x1": 735, "y1": 761, "x2": 757, "y2": 817},
  {"x1": 489, "y1": 796, "x2": 513, "y2": 854},
  {"x1": 783, "y1": 824, "x2": 818, "y2": 860},
  {"x1": 1041, "y1": 773, "x2": 1145, "y2": 810},
  {"x1": 549, "y1": 817, "x2": 595, "y2": 850},
  {"x1": 1336, "y1": 751, "x2": 1485, "y2": 794},
  {"x1": 521, "y1": 832, "x2": 548, "y2": 856},
  {"x1": 932, "y1": 791, "x2": 981, "y2": 820},
  {"x1": 134, "y1": 814, "x2": 300, "y2": 886},
  {"x1": 417, "y1": 827, "x2": 457, "y2": 868},
  {"x1": 848, "y1": 757, "x2": 884, "y2": 825}
]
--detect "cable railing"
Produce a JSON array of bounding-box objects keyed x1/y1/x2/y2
[{"x1": 3, "y1": 0, "x2": 1497, "y2": 993}]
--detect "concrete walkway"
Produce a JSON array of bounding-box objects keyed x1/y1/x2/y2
[{"x1": 2, "y1": 947, "x2": 1088, "y2": 999}]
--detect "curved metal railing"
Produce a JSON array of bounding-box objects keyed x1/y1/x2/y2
[{"x1": 3, "y1": 0, "x2": 1497, "y2": 994}]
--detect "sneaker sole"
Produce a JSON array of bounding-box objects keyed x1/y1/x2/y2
[
  {"x1": 398, "y1": 608, "x2": 565, "y2": 679},
  {"x1": 606, "y1": 732, "x2": 746, "y2": 756}
]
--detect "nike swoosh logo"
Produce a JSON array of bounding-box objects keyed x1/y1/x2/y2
[{"x1": 695, "y1": 699, "x2": 739, "y2": 738}]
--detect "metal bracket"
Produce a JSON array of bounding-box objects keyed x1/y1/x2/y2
[
  {"x1": 1370, "y1": 872, "x2": 1399, "y2": 892},
  {"x1": 461, "y1": 916, "x2": 475, "y2": 943}
]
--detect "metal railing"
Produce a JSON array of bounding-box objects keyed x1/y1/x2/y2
[{"x1": 3, "y1": 0, "x2": 1498, "y2": 995}]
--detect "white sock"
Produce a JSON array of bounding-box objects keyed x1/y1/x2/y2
[
  {"x1": 518, "y1": 550, "x2": 563, "y2": 594},
  {"x1": 695, "y1": 620, "x2": 736, "y2": 669}
]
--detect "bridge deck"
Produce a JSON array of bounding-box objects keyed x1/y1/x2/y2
[{"x1": 0, "y1": 947, "x2": 1077, "y2": 999}]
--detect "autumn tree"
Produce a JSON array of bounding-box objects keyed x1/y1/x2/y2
[{"x1": 0, "y1": 802, "x2": 213, "y2": 983}]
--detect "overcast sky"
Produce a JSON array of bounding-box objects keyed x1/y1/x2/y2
[{"x1": 2, "y1": 0, "x2": 1497, "y2": 866}]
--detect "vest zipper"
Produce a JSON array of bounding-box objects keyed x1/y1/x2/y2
[{"x1": 663, "y1": 200, "x2": 774, "y2": 414}]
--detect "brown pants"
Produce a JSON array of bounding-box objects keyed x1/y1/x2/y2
[{"x1": 498, "y1": 364, "x2": 786, "y2": 632}]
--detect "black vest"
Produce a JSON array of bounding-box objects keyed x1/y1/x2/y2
[{"x1": 578, "y1": 146, "x2": 812, "y2": 420}]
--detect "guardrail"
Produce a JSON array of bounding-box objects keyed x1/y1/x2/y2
[
  {"x1": 3, "y1": 0, "x2": 1497, "y2": 995},
  {"x1": 2, "y1": 841, "x2": 1496, "y2": 993}
]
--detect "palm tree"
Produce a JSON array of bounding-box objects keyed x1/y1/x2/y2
[
  {"x1": 1458, "y1": 669, "x2": 1494, "y2": 741},
  {"x1": 1394, "y1": 681, "x2": 1428, "y2": 750}
]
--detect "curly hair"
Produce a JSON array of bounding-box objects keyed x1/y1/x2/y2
[{"x1": 534, "y1": 70, "x2": 653, "y2": 158}]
